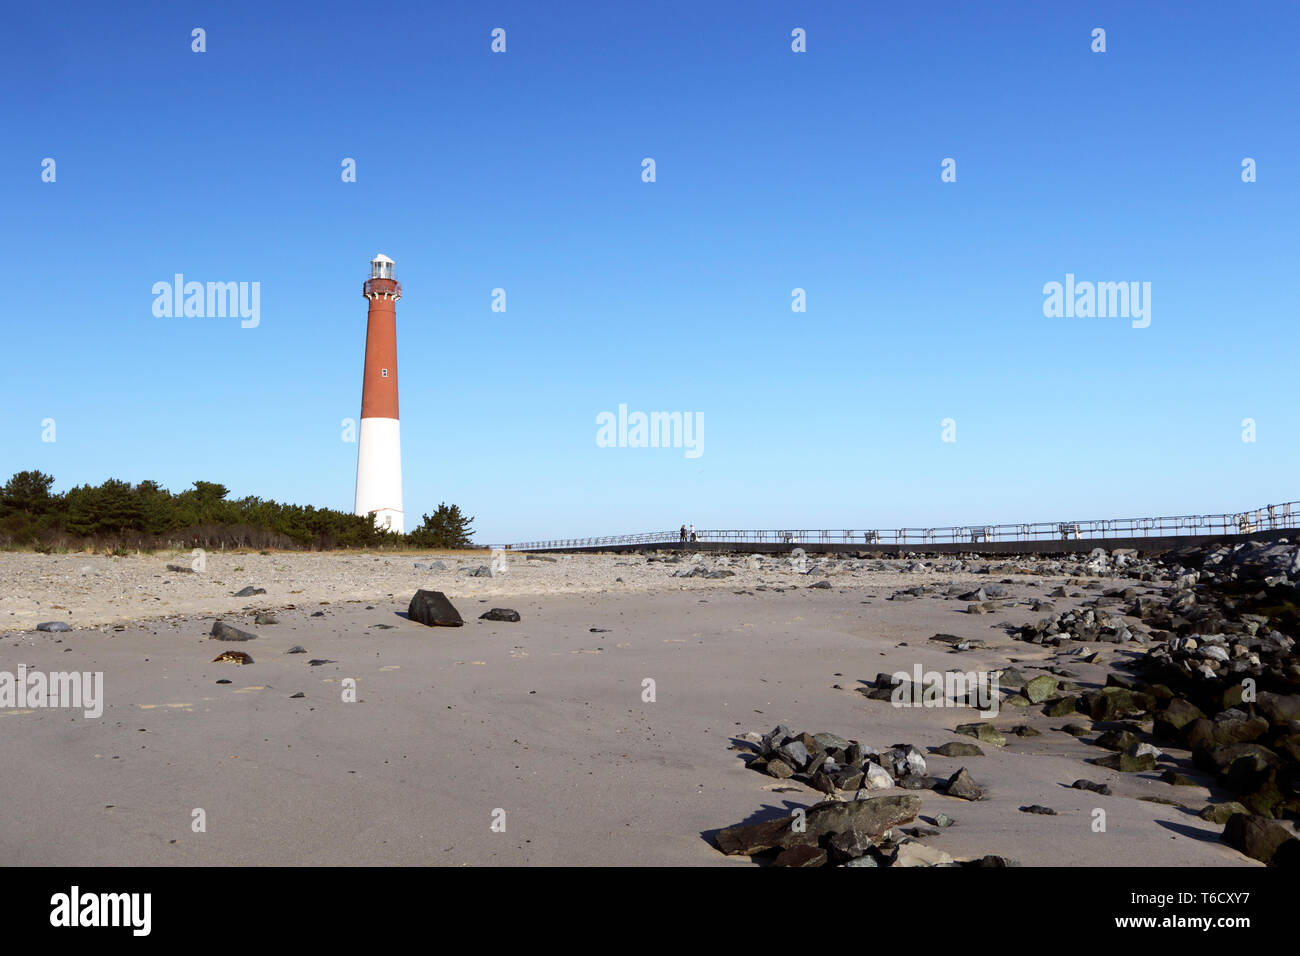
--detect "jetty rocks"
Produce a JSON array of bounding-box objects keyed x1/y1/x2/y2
[
  {"x1": 1003, "y1": 538, "x2": 1300, "y2": 865},
  {"x1": 407, "y1": 590, "x2": 465, "y2": 627}
]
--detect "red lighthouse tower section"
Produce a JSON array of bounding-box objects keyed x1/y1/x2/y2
[{"x1": 354, "y1": 254, "x2": 404, "y2": 533}]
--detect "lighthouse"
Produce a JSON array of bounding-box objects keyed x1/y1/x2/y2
[{"x1": 354, "y1": 253, "x2": 404, "y2": 533}]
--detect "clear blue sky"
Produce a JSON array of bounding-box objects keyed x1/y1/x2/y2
[{"x1": 2, "y1": 2, "x2": 1296, "y2": 544}]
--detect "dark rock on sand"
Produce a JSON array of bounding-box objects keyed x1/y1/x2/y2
[
  {"x1": 408, "y1": 590, "x2": 464, "y2": 627},
  {"x1": 714, "y1": 794, "x2": 922, "y2": 857},
  {"x1": 35, "y1": 621, "x2": 71, "y2": 632},
  {"x1": 1090, "y1": 752, "x2": 1158, "y2": 772},
  {"x1": 1221, "y1": 813, "x2": 1300, "y2": 867},
  {"x1": 932, "y1": 741, "x2": 984, "y2": 758},
  {"x1": 770, "y1": 844, "x2": 827, "y2": 867},
  {"x1": 1071, "y1": 779, "x2": 1112, "y2": 795},
  {"x1": 479, "y1": 608, "x2": 521, "y2": 622}
]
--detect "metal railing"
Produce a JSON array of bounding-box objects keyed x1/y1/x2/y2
[{"x1": 503, "y1": 501, "x2": 1297, "y2": 551}]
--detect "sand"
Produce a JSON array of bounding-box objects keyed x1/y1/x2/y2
[{"x1": 0, "y1": 549, "x2": 1262, "y2": 866}]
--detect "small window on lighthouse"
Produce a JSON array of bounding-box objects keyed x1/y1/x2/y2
[{"x1": 381, "y1": 368, "x2": 389, "y2": 378}]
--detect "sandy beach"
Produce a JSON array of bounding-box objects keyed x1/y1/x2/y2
[{"x1": 0, "y1": 548, "x2": 1271, "y2": 866}]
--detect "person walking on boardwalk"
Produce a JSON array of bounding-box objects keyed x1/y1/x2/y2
[{"x1": 680, "y1": 524, "x2": 688, "y2": 543}]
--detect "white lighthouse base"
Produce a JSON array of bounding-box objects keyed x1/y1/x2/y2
[{"x1": 355, "y1": 417, "x2": 404, "y2": 534}]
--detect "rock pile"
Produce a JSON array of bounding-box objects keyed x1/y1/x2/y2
[
  {"x1": 1008, "y1": 539, "x2": 1300, "y2": 865},
  {"x1": 738, "y1": 726, "x2": 939, "y2": 794}
]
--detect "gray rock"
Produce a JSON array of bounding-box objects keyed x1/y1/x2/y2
[
  {"x1": 893, "y1": 842, "x2": 955, "y2": 867},
  {"x1": 254, "y1": 612, "x2": 278, "y2": 625},
  {"x1": 211, "y1": 620, "x2": 256, "y2": 642},
  {"x1": 35, "y1": 621, "x2": 71, "y2": 632},
  {"x1": 232, "y1": 586, "x2": 265, "y2": 597},
  {"x1": 813, "y1": 732, "x2": 852, "y2": 752},
  {"x1": 479, "y1": 608, "x2": 521, "y2": 622},
  {"x1": 827, "y1": 827, "x2": 877, "y2": 863},
  {"x1": 777, "y1": 740, "x2": 811, "y2": 771},
  {"x1": 943, "y1": 768, "x2": 987, "y2": 801}
]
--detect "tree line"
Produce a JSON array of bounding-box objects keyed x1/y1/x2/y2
[{"x1": 0, "y1": 471, "x2": 477, "y2": 551}]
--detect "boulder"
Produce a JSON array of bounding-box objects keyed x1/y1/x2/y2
[
  {"x1": 1023, "y1": 675, "x2": 1058, "y2": 703},
  {"x1": 770, "y1": 844, "x2": 828, "y2": 867},
  {"x1": 1154, "y1": 697, "x2": 1205, "y2": 739},
  {"x1": 479, "y1": 608, "x2": 521, "y2": 622},
  {"x1": 944, "y1": 768, "x2": 987, "y2": 801},
  {"x1": 1185, "y1": 716, "x2": 1269, "y2": 750},
  {"x1": 1221, "y1": 814, "x2": 1300, "y2": 867},
  {"x1": 714, "y1": 794, "x2": 922, "y2": 856},
  {"x1": 407, "y1": 590, "x2": 464, "y2": 627},
  {"x1": 1256, "y1": 693, "x2": 1300, "y2": 728}
]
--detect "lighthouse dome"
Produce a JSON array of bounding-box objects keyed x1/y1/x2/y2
[{"x1": 370, "y1": 254, "x2": 395, "y2": 279}]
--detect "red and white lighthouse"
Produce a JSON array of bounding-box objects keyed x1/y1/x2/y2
[{"x1": 354, "y1": 253, "x2": 404, "y2": 533}]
